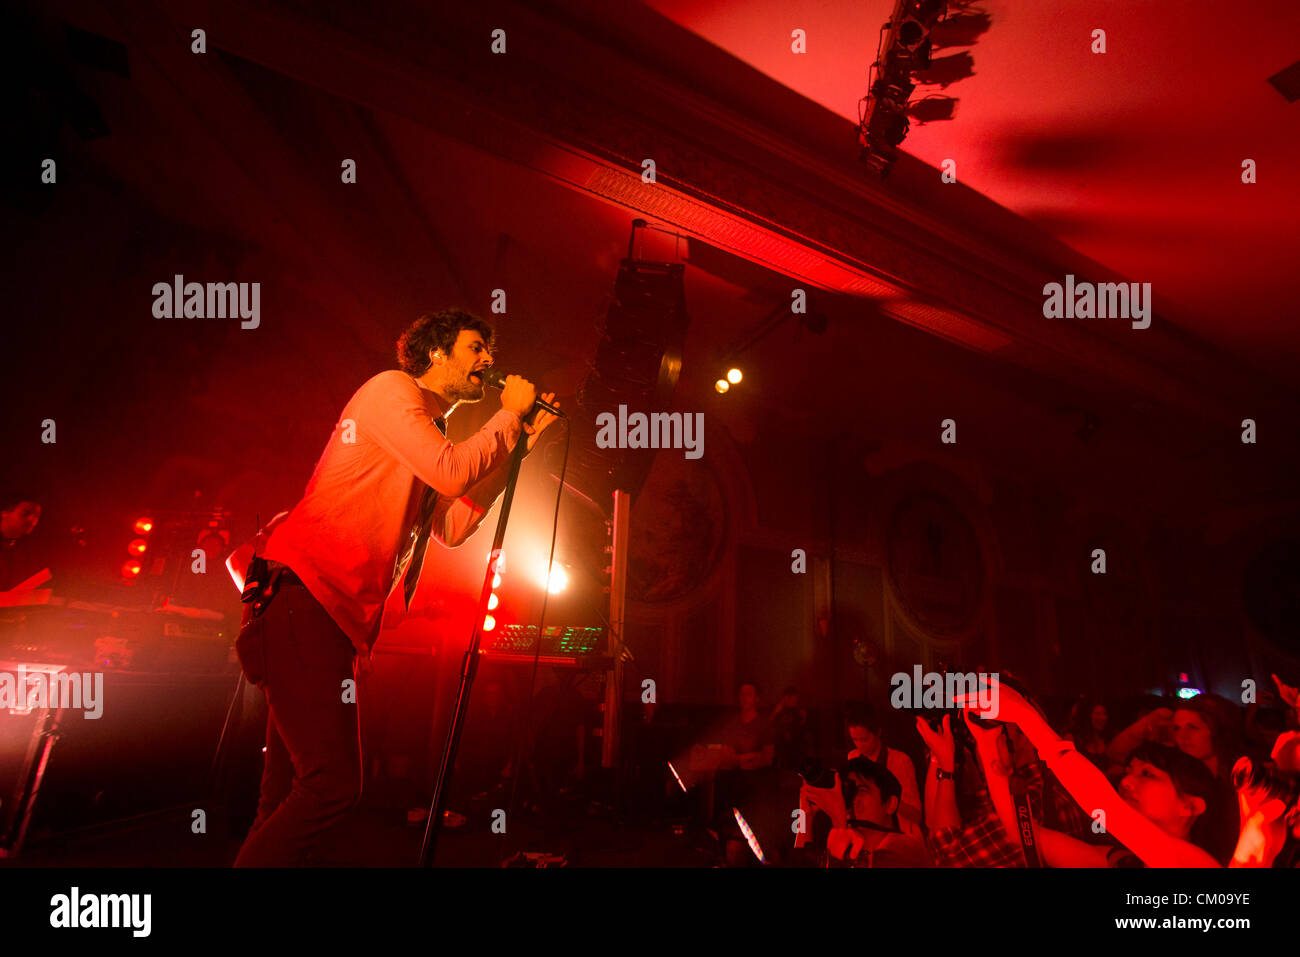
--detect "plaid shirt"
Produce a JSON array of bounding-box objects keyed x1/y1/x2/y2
[{"x1": 928, "y1": 760, "x2": 1096, "y2": 867}]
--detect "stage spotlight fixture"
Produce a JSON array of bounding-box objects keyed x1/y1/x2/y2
[
  {"x1": 483, "y1": 615, "x2": 496, "y2": 632},
  {"x1": 715, "y1": 378, "x2": 730, "y2": 394},
  {"x1": 127, "y1": 538, "x2": 148, "y2": 556},
  {"x1": 726, "y1": 368, "x2": 743, "y2": 384},
  {"x1": 859, "y1": 0, "x2": 949, "y2": 176},
  {"x1": 487, "y1": 593, "x2": 499, "y2": 611},
  {"x1": 133, "y1": 517, "x2": 154, "y2": 534},
  {"x1": 122, "y1": 560, "x2": 142, "y2": 578}
]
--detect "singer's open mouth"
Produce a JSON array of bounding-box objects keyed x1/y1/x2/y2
[{"x1": 469, "y1": 372, "x2": 482, "y2": 383}]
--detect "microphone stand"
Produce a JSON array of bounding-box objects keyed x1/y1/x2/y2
[{"x1": 419, "y1": 430, "x2": 531, "y2": 866}]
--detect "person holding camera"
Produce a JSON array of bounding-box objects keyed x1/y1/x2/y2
[
  {"x1": 797, "y1": 757, "x2": 931, "y2": 867},
  {"x1": 958, "y1": 679, "x2": 1220, "y2": 867},
  {"x1": 843, "y1": 701, "x2": 923, "y2": 839}
]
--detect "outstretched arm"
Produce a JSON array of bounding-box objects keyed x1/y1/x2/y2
[
  {"x1": 960, "y1": 684, "x2": 1219, "y2": 868},
  {"x1": 1106, "y1": 708, "x2": 1171, "y2": 768}
]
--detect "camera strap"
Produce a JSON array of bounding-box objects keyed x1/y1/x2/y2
[{"x1": 1009, "y1": 772, "x2": 1042, "y2": 868}]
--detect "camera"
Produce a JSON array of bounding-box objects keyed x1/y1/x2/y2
[{"x1": 797, "y1": 758, "x2": 839, "y2": 791}]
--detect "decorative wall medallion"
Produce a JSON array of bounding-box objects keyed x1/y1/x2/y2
[{"x1": 887, "y1": 491, "x2": 984, "y2": 636}]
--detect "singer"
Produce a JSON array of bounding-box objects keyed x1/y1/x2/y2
[{"x1": 232, "y1": 308, "x2": 559, "y2": 867}]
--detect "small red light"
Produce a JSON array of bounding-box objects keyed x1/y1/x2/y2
[
  {"x1": 128, "y1": 538, "x2": 148, "y2": 556},
  {"x1": 134, "y1": 517, "x2": 154, "y2": 535},
  {"x1": 122, "y1": 560, "x2": 143, "y2": 577}
]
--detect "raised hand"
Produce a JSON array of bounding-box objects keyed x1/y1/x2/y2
[
  {"x1": 953, "y1": 676, "x2": 1032, "y2": 727},
  {"x1": 915, "y1": 714, "x2": 955, "y2": 772},
  {"x1": 1144, "y1": 707, "x2": 1175, "y2": 740},
  {"x1": 499, "y1": 374, "x2": 538, "y2": 418},
  {"x1": 1231, "y1": 756, "x2": 1291, "y2": 866},
  {"x1": 800, "y1": 771, "x2": 848, "y2": 829},
  {"x1": 1272, "y1": 673, "x2": 1300, "y2": 710}
]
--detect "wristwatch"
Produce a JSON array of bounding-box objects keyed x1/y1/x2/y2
[{"x1": 934, "y1": 766, "x2": 955, "y2": 781}]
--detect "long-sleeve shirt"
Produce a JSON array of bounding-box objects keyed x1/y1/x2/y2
[
  {"x1": 263, "y1": 370, "x2": 522, "y2": 655},
  {"x1": 928, "y1": 761, "x2": 1095, "y2": 867}
]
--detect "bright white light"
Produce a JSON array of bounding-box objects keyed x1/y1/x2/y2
[
  {"x1": 714, "y1": 378, "x2": 730, "y2": 394},
  {"x1": 726, "y1": 368, "x2": 742, "y2": 384},
  {"x1": 487, "y1": 593, "x2": 499, "y2": 610},
  {"x1": 537, "y1": 562, "x2": 568, "y2": 594}
]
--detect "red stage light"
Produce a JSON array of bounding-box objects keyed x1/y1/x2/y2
[
  {"x1": 121, "y1": 560, "x2": 143, "y2": 577},
  {"x1": 483, "y1": 615, "x2": 496, "y2": 632},
  {"x1": 127, "y1": 538, "x2": 148, "y2": 556},
  {"x1": 133, "y1": 517, "x2": 154, "y2": 535}
]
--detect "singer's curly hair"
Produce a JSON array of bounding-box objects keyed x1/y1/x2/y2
[{"x1": 396, "y1": 309, "x2": 496, "y2": 376}]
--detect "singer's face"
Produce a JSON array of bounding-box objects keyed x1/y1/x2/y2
[{"x1": 438, "y1": 330, "x2": 495, "y2": 402}]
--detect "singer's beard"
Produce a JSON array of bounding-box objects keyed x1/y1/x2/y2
[{"x1": 445, "y1": 370, "x2": 486, "y2": 402}]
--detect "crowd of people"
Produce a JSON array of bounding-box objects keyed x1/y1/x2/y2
[{"x1": 700, "y1": 674, "x2": 1300, "y2": 868}]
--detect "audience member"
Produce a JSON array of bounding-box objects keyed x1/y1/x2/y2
[{"x1": 843, "y1": 701, "x2": 923, "y2": 839}]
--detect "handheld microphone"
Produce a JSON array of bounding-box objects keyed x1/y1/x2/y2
[{"x1": 479, "y1": 368, "x2": 567, "y2": 418}]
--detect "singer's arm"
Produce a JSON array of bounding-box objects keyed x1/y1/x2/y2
[
  {"x1": 359, "y1": 371, "x2": 522, "y2": 498},
  {"x1": 433, "y1": 393, "x2": 559, "y2": 547},
  {"x1": 433, "y1": 465, "x2": 512, "y2": 548}
]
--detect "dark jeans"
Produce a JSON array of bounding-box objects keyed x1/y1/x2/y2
[{"x1": 233, "y1": 569, "x2": 361, "y2": 867}]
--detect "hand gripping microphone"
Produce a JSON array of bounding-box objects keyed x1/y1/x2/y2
[{"x1": 479, "y1": 368, "x2": 567, "y2": 418}]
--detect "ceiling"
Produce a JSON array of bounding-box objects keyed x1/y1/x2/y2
[
  {"x1": 7, "y1": 0, "x2": 1297, "y2": 532},
  {"x1": 642, "y1": 0, "x2": 1300, "y2": 382}
]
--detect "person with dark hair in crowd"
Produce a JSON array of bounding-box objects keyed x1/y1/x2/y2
[
  {"x1": 770, "y1": 685, "x2": 811, "y2": 772},
  {"x1": 798, "y1": 757, "x2": 931, "y2": 867},
  {"x1": 960, "y1": 680, "x2": 1221, "y2": 867},
  {"x1": 231, "y1": 309, "x2": 560, "y2": 867},
  {"x1": 1066, "y1": 696, "x2": 1111, "y2": 767},
  {"x1": 843, "y1": 701, "x2": 922, "y2": 838},
  {"x1": 0, "y1": 490, "x2": 49, "y2": 603},
  {"x1": 720, "y1": 681, "x2": 775, "y2": 771},
  {"x1": 716, "y1": 681, "x2": 777, "y2": 865},
  {"x1": 1171, "y1": 695, "x2": 1241, "y2": 780}
]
